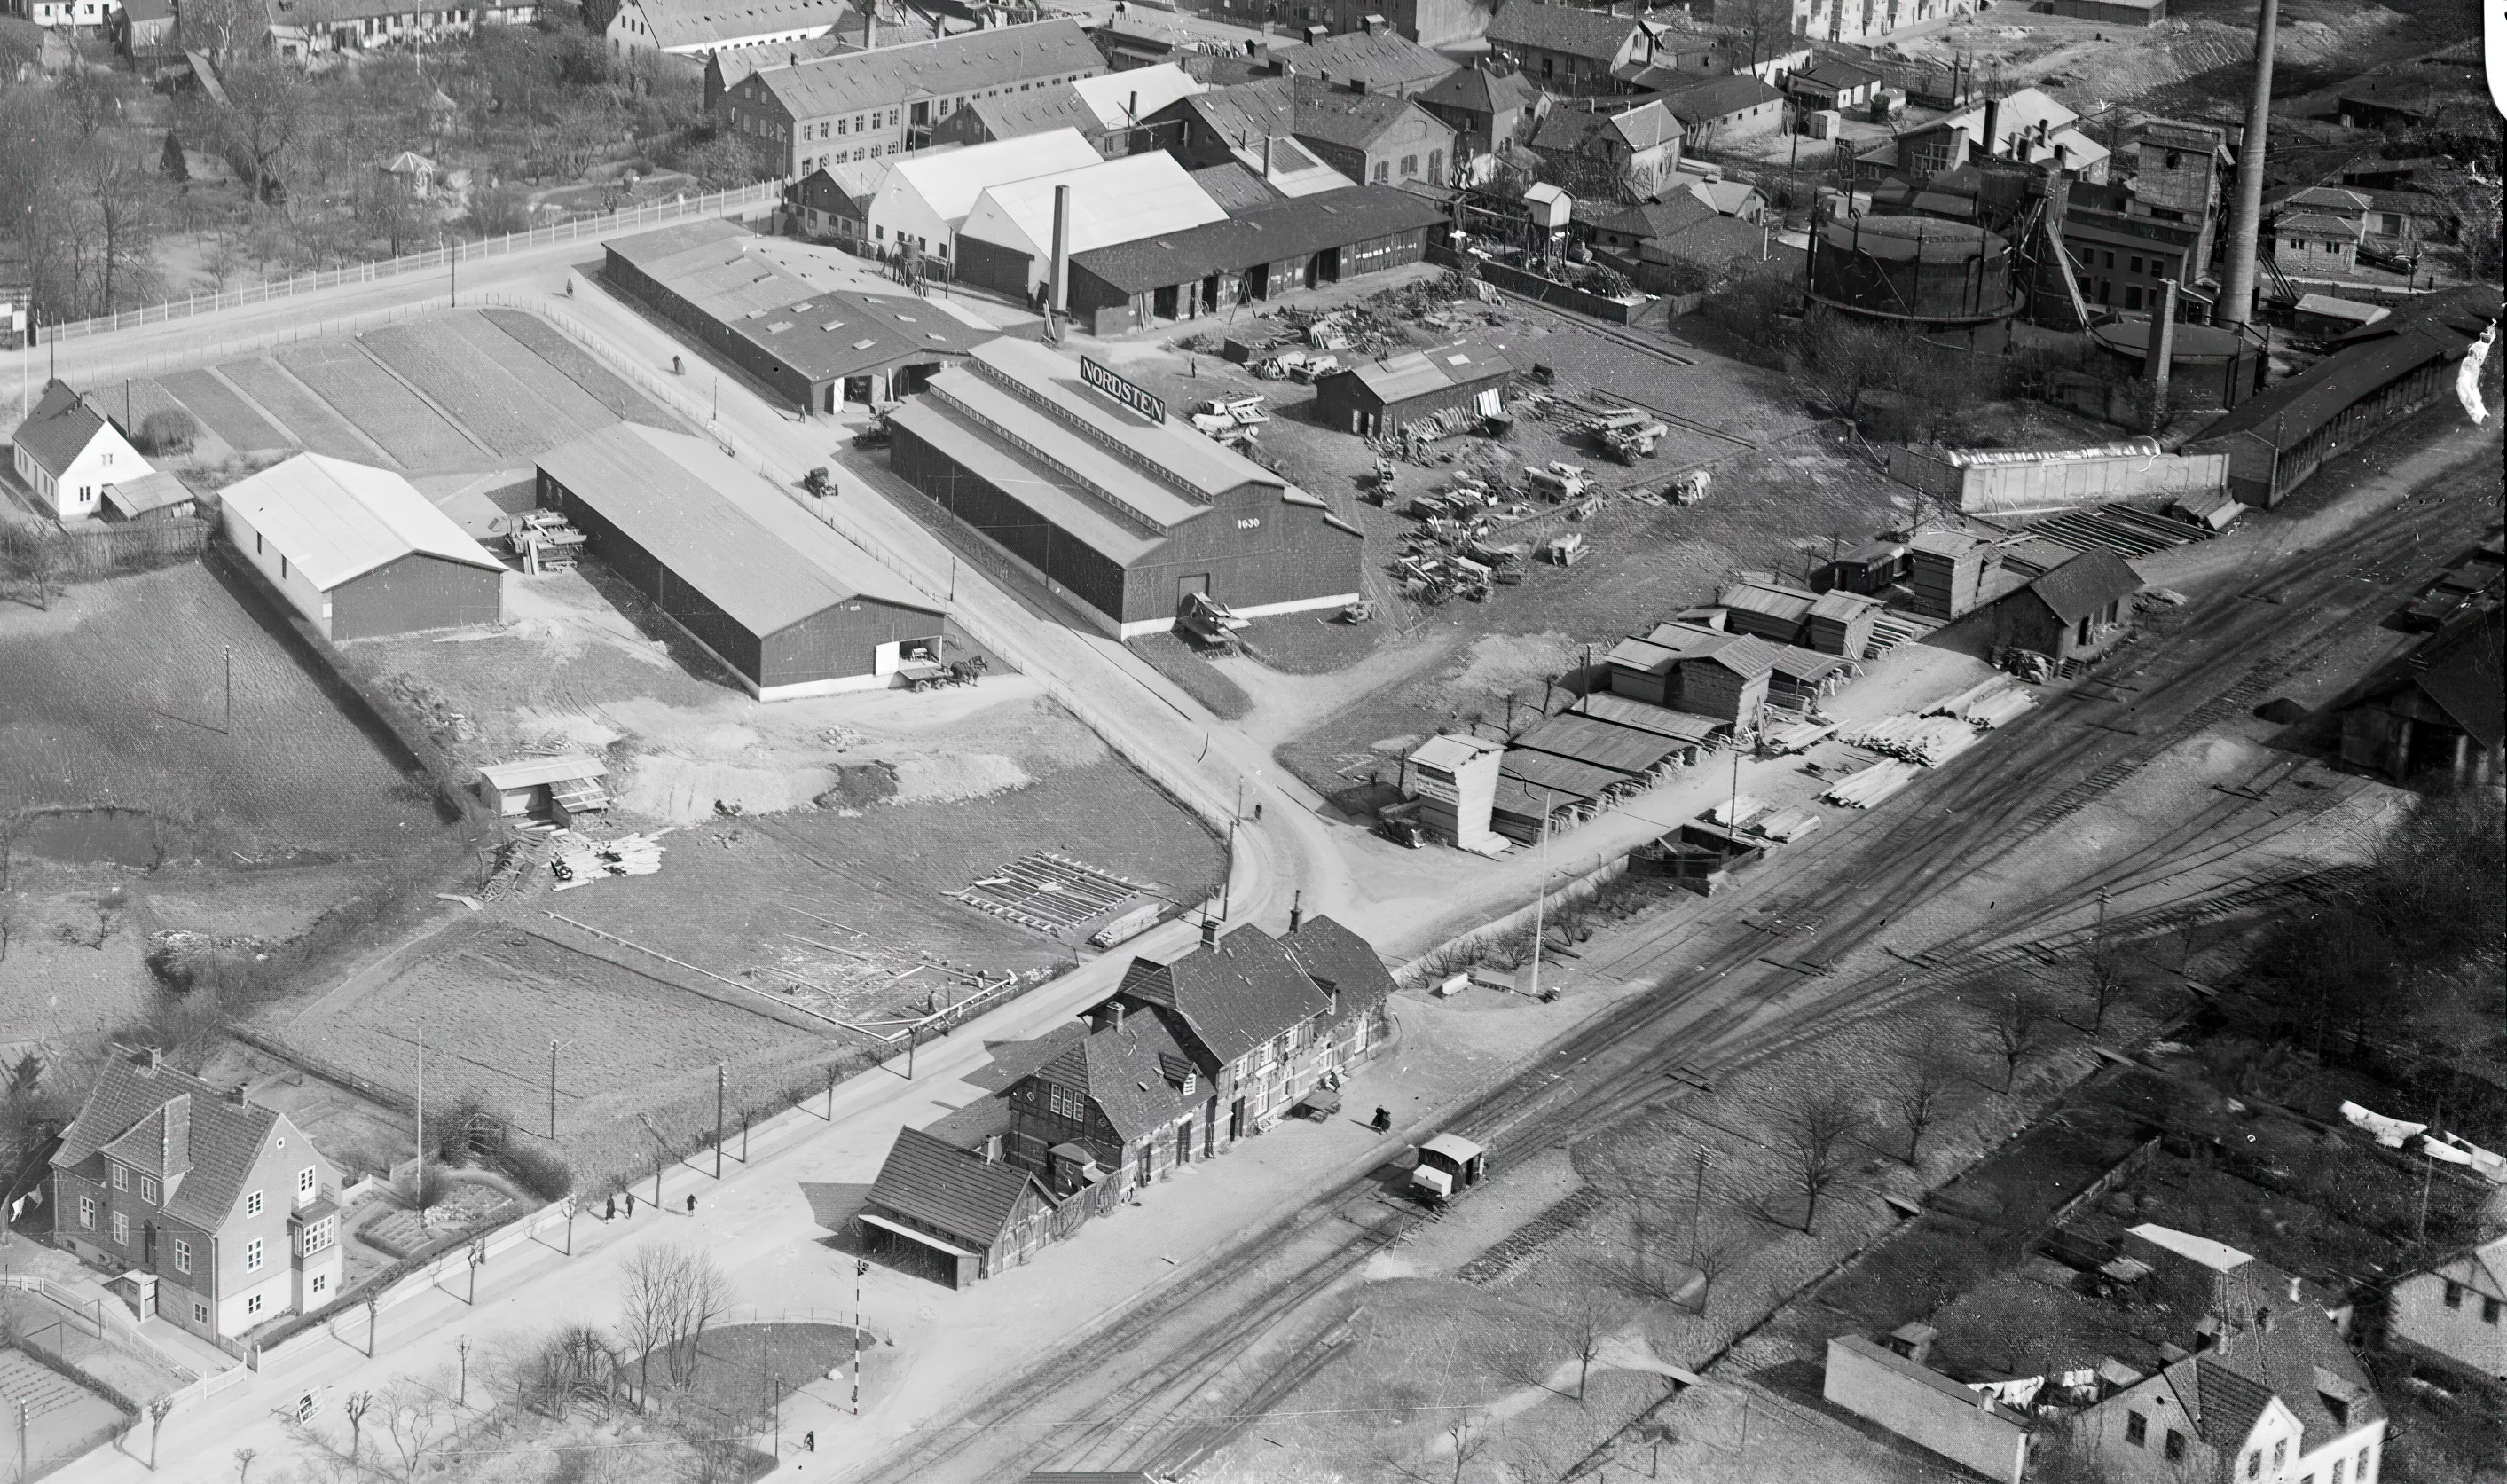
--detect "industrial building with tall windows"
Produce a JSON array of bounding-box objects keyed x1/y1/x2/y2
[{"x1": 885, "y1": 337, "x2": 1366, "y2": 636}]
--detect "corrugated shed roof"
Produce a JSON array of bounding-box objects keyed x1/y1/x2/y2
[
  {"x1": 961, "y1": 151, "x2": 1227, "y2": 259},
  {"x1": 2023, "y1": 547, "x2": 2140, "y2": 623},
  {"x1": 1499, "y1": 746, "x2": 1625, "y2": 801},
  {"x1": 102, "y1": 469, "x2": 193, "y2": 519},
  {"x1": 2277, "y1": 212, "x2": 2365, "y2": 240},
  {"x1": 747, "y1": 19, "x2": 1101, "y2": 121},
  {"x1": 1511, "y1": 712, "x2": 1680, "y2": 775},
  {"x1": 1679, "y1": 629, "x2": 1781, "y2": 679},
  {"x1": 963, "y1": 336, "x2": 1278, "y2": 506},
  {"x1": 1323, "y1": 339, "x2": 1519, "y2": 404},
  {"x1": 885, "y1": 397, "x2": 1167, "y2": 566},
  {"x1": 1718, "y1": 578, "x2": 1818, "y2": 626},
  {"x1": 1794, "y1": 58, "x2": 1882, "y2": 90},
  {"x1": 865, "y1": 1126, "x2": 1049, "y2": 1245},
  {"x1": 962, "y1": 89, "x2": 1102, "y2": 140},
  {"x1": 10, "y1": 380, "x2": 115, "y2": 479},
  {"x1": 1570, "y1": 693, "x2": 1725, "y2": 741},
  {"x1": 538, "y1": 423, "x2": 930, "y2": 633},
  {"x1": 1486, "y1": 0, "x2": 1644, "y2": 60},
  {"x1": 1066, "y1": 185, "x2": 1445, "y2": 293},
  {"x1": 221, "y1": 453, "x2": 501, "y2": 592},
  {"x1": 884, "y1": 129, "x2": 1104, "y2": 224},
  {"x1": 2194, "y1": 323, "x2": 2472, "y2": 452}
]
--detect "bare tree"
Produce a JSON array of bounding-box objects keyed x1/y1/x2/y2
[
  {"x1": 1560, "y1": 1288, "x2": 1632, "y2": 1402},
  {"x1": 1981, "y1": 987, "x2": 2055, "y2": 1093},
  {"x1": 1446, "y1": 1417, "x2": 1488, "y2": 1484},
  {"x1": 381, "y1": 1377, "x2": 450, "y2": 1475},
  {"x1": 618, "y1": 1243, "x2": 734, "y2": 1401},
  {"x1": 1893, "y1": 1044, "x2": 1961, "y2": 1164},
  {"x1": 1780, "y1": 1087, "x2": 1866, "y2": 1232},
  {"x1": 341, "y1": 1390, "x2": 372, "y2": 1464},
  {"x1": 216, "y1": 60, "x2": 307, "y2": 211},
  {"x1": 2079, "y1": 921, "x2": 2130, "y2": 1033},
  {"x1": 145, "y1": 1398, "x2": 175, "y2": 1470},
  {"x1": 1725, "y1": 0, "x2": 1800, "y2": 67}
]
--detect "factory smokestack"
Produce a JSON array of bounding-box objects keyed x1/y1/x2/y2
[
  {"x1": 2217, "y1": 0, "x2": 2278, "y2": 327},
  {"x1": 1049, "y1": 182, "x2": 1072, "y2": 318}
]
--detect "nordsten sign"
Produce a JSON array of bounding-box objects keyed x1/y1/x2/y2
[{"x1": 1079, "y1": 355, "x2": 1166, "y2": 424}]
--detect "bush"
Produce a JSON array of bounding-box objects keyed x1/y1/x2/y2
[
  {"x1": 498, "y1": 1141, "x2": 576, "y2": 1201},
  {"x1": 135, "y1": 409, "x2": 196, "y2": 455}
]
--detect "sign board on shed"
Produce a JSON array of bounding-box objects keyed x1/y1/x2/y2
[{"x1": 1080, "y1": 355, "x2": 1165, "y2": 424}]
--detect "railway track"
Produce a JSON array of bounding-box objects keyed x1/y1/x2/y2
[{"x1": 838, "y1": 425, "x2": 2498, "y2": 1483}]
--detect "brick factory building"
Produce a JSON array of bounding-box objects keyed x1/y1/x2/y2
[
  {"x1": 1062, "y1": 185, "x2": 1450, "y2": 334},
  {"x1": 886, "y1": 337, "x2": 1364, "y2": 636}
]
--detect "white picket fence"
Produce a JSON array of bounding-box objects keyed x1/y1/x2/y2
[{"x1": 39, "y1": 184, "x2": 782, "y2": 345}]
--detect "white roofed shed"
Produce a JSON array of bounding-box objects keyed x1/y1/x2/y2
[{"x1": 219, "y1": 453, "x2": 507, "y2": 640}]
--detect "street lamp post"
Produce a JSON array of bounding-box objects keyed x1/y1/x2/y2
[{"x1": 853, "y1": 1258, "x2": 868, "y2": 1416}]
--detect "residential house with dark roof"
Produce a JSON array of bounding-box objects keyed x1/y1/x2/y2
[
  {"x1": 783, "y1": 159, "x2": 891, "y2": 247},
  {"x1": 1589, "y1": 193, "x2": 1719, "y2": 256},
  {"x1": 1785, "y1": 57, "x2": 1881, "y2": 110},
  {"x1": 2386, "y1": 1236, "x2": 2507, "y2": 1380},
  {"x1": 1266, "y1": 27, "x2": 1457, "y2": 97},
  {"x1": 601, "y1": 0, "x2": 852, "y2": 70},
  {"x1": 2067, "y1": 1225, "x2": 2388, "y2": 1484},
  {"x1": 1003, "y1": 998, "x2": 1217, "y2": 1196},
  {"x1": 1416, "y1": 64, "x2": 1544, "y2": 166},
  {"x1": 1484, "y1": 0, "x2": 1654, "y2": 93},
  {"x1": 1530, "y1": 98, "x2": 1679, "y2": 198},
  {"x1": 2338, "y1": 607, "x2": 2502, "y2": 786},
  {"x1": 52, "y1": 1048, "x2": 344, "y2": 1346},
  {"x1": 719, "y1": 19, "x2": 1105, "y2": 178},
  {"x1": 1145, "y1": 79, "x2": 1360, "y2": 196},
  {"x1": 1279, "y1": 75, "x2": 1458, "y2": 190},
  {"x1": 857, "y1": 1127, "x2": 1057, "y2": 1288},
  {"x1": 9, "y1": 378, "x2": 153, "y2": 522}
]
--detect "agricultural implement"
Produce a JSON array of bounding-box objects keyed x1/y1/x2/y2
[
  {"x1": 1668, "y1": 469, "x2": 1711, "y2": 505},
  {"x1": 1585, "y1": 408, "x2": 1670, "y2": 463},
  {"x1": 1524, "y1": 461, "x2": 1591, "y2": 501},
  {"x1": 1177, "y1": 591, "x2": 1251, "y2": 652},
  {"x1": 501, "y1": 511, "x2": 585, "y2": 575}
]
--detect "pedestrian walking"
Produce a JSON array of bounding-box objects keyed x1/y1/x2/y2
[
  {"x1": 686, "y1": 1193, "x2": 697, "y2": 1213},
  {"x1": 625, "y1": 1193, "x2": 635, "y2": 1216},
  {"x1": 605, "y1": 1195, "x2": 617, "y2": 1221}
]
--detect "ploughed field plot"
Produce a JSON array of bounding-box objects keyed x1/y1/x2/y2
[
  {"x1": 139, "y1": 311, "x2": 681, "y2": 479},
  {"x1": 0, "y1": 561, "x2": 446, "y2": 854}
]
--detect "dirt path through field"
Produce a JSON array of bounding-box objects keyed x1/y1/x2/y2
[{"x1": 1211, "y1": 628, "x2": 1464, "y2": 750}]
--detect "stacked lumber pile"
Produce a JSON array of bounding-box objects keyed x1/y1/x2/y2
[
  {"x1": 1822, "y1": 760, "x2": 1919, "y2": 808},
  {"x1": 1764, "y1": 719, "x2": 1836, "y2": 754},
  {"x1": 1925, "y1": 676, "x2": 2037, "y2": 729},
  {"x1": 552, "y1": 831, "x2": 667, "y2": 890},
  {"x1": 1843, "y1": 714, "x2": 1981, "y2": 766},
  {"x1": 1750, "y1": 806, "x2": 1821, "y2": 842}
]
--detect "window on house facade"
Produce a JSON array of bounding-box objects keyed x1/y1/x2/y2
[
  {"x1": 2358, "y1": 1447, "x2": 2373, "y2": 1480},
  {"x1": 174, "y1": 1238, "x2": 192, "y2": 1274},
  {"x1": 2332, "y1": 1460, "x2": 2346, "y2": 1484},
  {"x1": 2126, "y1": 1413, "x2": 2146, "y2": 1445},
  {"x1": 246, "y1": 1237, "x2": 264, "y2": 1272},
  {"x1": 246, "y1": 1293, "x2": 263, "y2": 1316},
  {"x1": 311, "y1": 1272, "x2": 328, "y2": 1297},
  {"x1": 2246, "y1": 1449, "x2": 2261, "y2": 1479},
  {"x1": 141, "y1": 1175, "x2": 157, "y2": 1204},
  {"x1": 112, "y1": 1211, "x2": 128, "y2": 1245},
  {"x1": 1400, "y1": 153, "x2": 1418, "y2": 177},
  {"x1": 113, "y1": 1166, "x2": 128, "y2": 1190},
  {"x1": 78, "y1": 1196, "x2": 95, "y2": 1230},
  {"x1": 193, "y1": 1301, "x2": 208, "y2": 1324},
  {"x1": 2275, "y1": 1441, "x2": 2288, "y2": 1469},
  {"x1": 2447, "y1": 1281, "x2": 2464, "y2": 1307},
  {"x1": 303, "y1": 1216, "x2": 335, "y2": 1254},
  {"x1": 2165, "y1": 1431, "x2": 2186, "y2": 1462}
]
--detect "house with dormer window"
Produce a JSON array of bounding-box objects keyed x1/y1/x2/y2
[{"x1": 51, "y1": 1048, "x2": 344, "y2": 1347}]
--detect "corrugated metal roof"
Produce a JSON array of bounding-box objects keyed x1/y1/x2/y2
[
  {"x1": 884, "y1": 398, "x2": 1165, "y2": 567},
  {"x1": 538, "y1": 423, "x2": 931, "y2": 634},
  {"x1": 746, "y1": 20, "x2": 1102, "y2": 122},
  {"x1": 1067, "y1": 185, "x2": 1446, "y2": 294},
  {"x1": 1070, "y1": 63, "x2": 1205, "y2": 129},
  {"x1": 1324, "y1": 339, "x2": 1519, "y2": 405},
  {"x1": 222, "y1": 453, "x2": 502, "y2": 592},
  {"x1": 963, "y1": 152, "x2": 1226, "y2": 263},
  {"x1": 865, "y1": 1126, "x2": 1049, "y2": 1245},
  {"x1": 2024, "y1": 547, "x2": 2141, "y2": 622},
  {"x1": 1571, "y1": 693, "x2": 1726, "y2": 741},
  {"x1": 1498, "y1": 747, "x2": 1624, "y2": 801},
  {"x1": 2192, "y1": 323, "x2": 2469, "y2": 452},
  {"x1": 478, "y1": 754, "x2": 609, "y2": 789},
  {"x1": 1512, "y1": 713, "x2": 1680, "y2": 776},
  {"x1": 966, "y1": 337, "x2": 1275, "y2": 506},
  {"x1": 1718, "y1": 578, "x2": 1818, "y2": 625},
  {"x1": 636, "y1": 0, "x2": 849, "y2": 51},
  {"x1": 884, "y1": 130, "x2": 1103, "y2": 227}
]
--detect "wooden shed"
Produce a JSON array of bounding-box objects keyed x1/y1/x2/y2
[
  {"x1": 1804, "y1": 590, "x2": 1884, "y2": 658},
  {"x1": 1716, "y1": 577, "x2": 1819, "y2": 647},
  {"x1": 1906, "y1": 530, "x2": 1995, "y2": 619},
  {"x1": 1826, "y1": 538, "x2": 1907, "y2": 594},
  {"x1": 1671, "y1": 632, "x2": 1780, "y2": 722},
  {"x1": 477, "y1": 755, "x2": 612, "y2": 824},
  {"x1": 1983, "y1": 547, "x2": 2141, "y2": 663}
]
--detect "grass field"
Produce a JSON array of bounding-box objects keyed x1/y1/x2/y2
[
  {"x1": 215, "y1": 357, "x2": 389, "y2": 462},
  {"x1": 275, "y1": 341, "x2": 485, "y2": 469},
  {"x1": 157, "y1": 368, "x2": 289, "y2": 451}
]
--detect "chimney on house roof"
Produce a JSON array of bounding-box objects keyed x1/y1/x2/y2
[
  {"x1": 1288, "y1": 890, "x2": 1303, "y2": 933},
  {"x1": 1979, "y1": 96, "x2": 2000, "y2": 158},
  {"x1": 138, "y1": 1047, "x2": 163, "y2": 1073},
  {"x1": 1199, "y1": 915, "x2": 1218, "y2": 951},
  {"x1": 2287, "y1": 1274, "x2": 2303, "y2": 1301}
]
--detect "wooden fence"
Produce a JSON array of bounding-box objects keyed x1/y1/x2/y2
[
  {"x1": 41, "y1": 519, "x2": 212, "y2": 577},
  {"x1": 1425, "y1": 245, "x2": 1640, "y2": 324}
]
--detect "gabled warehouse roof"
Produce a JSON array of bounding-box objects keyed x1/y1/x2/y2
[
  {"x1": 883, "y1": 129, "x2": 1104, "y2": 226},
  {"x1": 962, "y1": 152, "x2": 1228, "y2": 260},
  {"x1": 1324, "y1": 339, "x2": 1519, "y2": 404},
  {"x1": 221, "y1": 453, "x2": 501, "y2": 592},
  {"x1": 1067, "y1": 185, "x2": 1449, "y2": 294},
  {"x1": 743, "y1": 20, "x2": 1100, "y2": 120},
  {"x1": 538, "y1": 423, "x2": 932, "y2": 633}
]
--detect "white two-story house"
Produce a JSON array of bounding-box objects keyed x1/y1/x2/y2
[{"x1": 10, "y1": 379, "x2": 152, "y2": 522}]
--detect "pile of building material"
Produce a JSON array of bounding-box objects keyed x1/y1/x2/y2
[
  {"x1": 1764, "y1": 719, "x2": 1836, "y2": 753},
  {"x1": 1843, "y1": 714, "x2": 1981, "y2": 766},
  {"x1": 551, "y1": 830, "x2": 666, "y2": 888},
  {"x1": 1821, "y1": 759, "x2": 1920, "y2": 808},
  {"x1": 1707, "y1": 793, "x2": 1770, "y2": 827},
  {"x1": 1749, "y1": 805, "x2": 1821, "y2": 842},
  {"x1": 957, "y1": 852, "x2": 1152, "y2": 937},
  {"x1": 1925, "y1": 676, "x2": 2038, "y2": 729}
]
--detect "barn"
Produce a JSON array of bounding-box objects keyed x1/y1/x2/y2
[
  {"x1": 886, "y1": 336, "x2": 1365, "y2": 636},
  {"x1": 1312, "y1": 339, "x2": 1521, "y2": 438},
  {"x1": 536, "y1": 423, "x2": 948, "y2": 698},
  {"x1": 219, "y1": 453, "x2": 505, "y2": 640}
]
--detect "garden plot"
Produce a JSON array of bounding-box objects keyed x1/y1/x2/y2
[
  {"x1": 216, "y1": 357, "x2": 390, "y2": 463},
  {"x1": 276, "y1": 341, "x2": 486, "y2": 469},
  {"x1": 439, "y1": 311, "x2": 643, "y2": 434},
  {"x1": 159, "y1": 368, "x2": 290, "y2": 451},
  {"x1": 362, "y1": 319, "x2": 598, "y2": 458},
  {"x1": 483, "y1": 308, "x2": 679, "y2": 427}
]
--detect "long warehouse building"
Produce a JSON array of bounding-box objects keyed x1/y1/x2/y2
[
  {"x1": 538, "y1": 422, "x2": 948, "y2": 698},
  {"x1": 886, "y1": 337, "x2": 1364, "y2": 636},
  {"x1": 604, "y1": 216, "x2": 1020, "y2": 412}
]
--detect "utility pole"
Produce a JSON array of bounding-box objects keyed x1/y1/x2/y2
[
  {"x1": 1528, "y1": 787, "x2": 1552, "y2": 1003},
  {"x1": 2216, "y1": 0, "x2": 2278, "y2": 327},
  {"x1": 1221, "y1": 818, "x2": 1237, "y2": 920},
  {"x1": 414, "y1": 1031, "x2": 425, "y2": 1210},
  {"x1": 1688, "y1": 1147, "x2": 1709, "y2": 1265},
  {"x1": 548, "y1": 1040, "x2": 560, "y2": 1141},
  {"x1": 714, "y1": 1062, "x2": 726, "y2": 1179},
  {"x1": 853, "y1": 1258, "x2": 868, "y2": 1416},
  {"x1": 224, "y1": 645, "x2": 232, "y2": 734}
]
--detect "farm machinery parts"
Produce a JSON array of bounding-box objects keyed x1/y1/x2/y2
[
  {"x1": 1584, "y1": 407, "x2": 1672, "y2": 464},
  {"x1": 1177, "y1": 591, "x2": 1252, "y2": 652},
  {"x1": 1191, "y1": 394, "x2": 1270, "y2": 453},
  {"x1": 850, "y1": 403, "x2": 903, "y2": 450},
  {"x1": 494, "y1": 511, "x2": 586, "y2": 576}
]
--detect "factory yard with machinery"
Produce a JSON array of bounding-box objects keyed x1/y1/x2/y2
[{"x1": 0, "y1": 0, "x2": 2499, "y2": 1480}]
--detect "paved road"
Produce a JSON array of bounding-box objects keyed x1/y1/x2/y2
[{"x1": 824, "y1": 412, "x2": 2503, "y2": 1483}]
